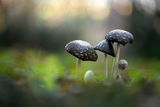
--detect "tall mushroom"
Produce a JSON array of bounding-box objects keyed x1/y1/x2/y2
[
  {"x1": 65, "y1": 40, "x2": 98, "y2": 79},
  {"x1": 105, "y1": 29, "x2": 134, "y2": 77},
  {"x1": 94, "y1": 40, "x2": 115, "y2": 79}
]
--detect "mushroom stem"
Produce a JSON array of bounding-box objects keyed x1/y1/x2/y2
[
  {"x1": 112, "y1": 43, "x2": 121, "y2": 77},
  {"x1": 116, "y1": 70, "x2": 122, "y2": 80},
  {"x1": 104, "y1": 54, "x2": 108, "y2": 79},
  {"x1": 76, "y1": 58, "x2": 81, "y2": 79}
]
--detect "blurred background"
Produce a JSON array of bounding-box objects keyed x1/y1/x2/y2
[
  {"x1": 0, "y1": 0, "x2": 160, "y2": 107},
  {"x1": 0, "y1": 0, "x2": 160, "y2": 58}
]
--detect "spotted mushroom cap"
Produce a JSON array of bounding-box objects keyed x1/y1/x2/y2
[
  {"x1": 118, "y1": 59, "x2": 128, "y2": 71},
  {"x1": 65, "y1": 40, "x2": 98, "y2": 61},
  {"x1": 105, "y1": 29, "x2": 134, "y2": 46},
  {"x1": 94, "y1": 40, "x2": 115, "y2": 57}
]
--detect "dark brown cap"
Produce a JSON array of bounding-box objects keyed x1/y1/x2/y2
[
  {"x1": 105, "y1": 29, "x2": 134, "y2": 46},
  {"x1": 94, "y1": 40, "x2": 115, "y2": 57},
  {"x1": 65, "y1": 40, "x2": 98, "y2": 61}
]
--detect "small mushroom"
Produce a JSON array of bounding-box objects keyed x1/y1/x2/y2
[
  {"x1": 65, "y1": 40, "x2": 98, "y2": 78},
  {"x1": 94, "y1": 40, "x2": 115, "y2": 79},
  {"x1": 84, "y1": 70, "x2": 95, "y2": 83},
  {"x1": 118, "y1": 59, "x2": 128, "y2": 71},
  {"x1": 116, "y1": 59, "x2": 130, "y2": 83},
  {"x1": 116, "y1": 59, "x2": 128, "y2": 80},
  {"x1": 105, "y1": 29, "x2": 134, "y2": 77}
]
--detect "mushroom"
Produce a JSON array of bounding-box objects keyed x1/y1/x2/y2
[
  {"x1": 84, "y1": 70, "x2": 95, "y2": 83},
  {"x1": 105, "y1": 29, "x2": 134, "y2": 77},
  {"x1": 115, "y1": 59, "x2": 128, "y2": 80},
  {"x1": 94, "y1": 40, "x2": 115, "y2": 79},
  {"x1": 118, "y1": 59, "x2": 128, "y2": 71},
  {"x1": 65, "y1": 40, "x2": 98, "y2": 78}
]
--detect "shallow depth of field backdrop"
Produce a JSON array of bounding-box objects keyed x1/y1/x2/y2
[{"x1": 0, "y1": 0, "x2": 160, "y2": 107}]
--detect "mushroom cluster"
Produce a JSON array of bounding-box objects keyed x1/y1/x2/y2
[
  {"x1": 65, "y1": 29, "x2": 134, "y2": 82},
  {"x1": 105, "y1": 29, "x2": 134, "y2": 77}
]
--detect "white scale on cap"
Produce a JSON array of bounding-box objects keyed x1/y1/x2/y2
[{"x1": 74, "y1": 40, "x2": 92, "y2": 47}]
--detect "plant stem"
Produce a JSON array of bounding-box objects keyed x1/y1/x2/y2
[
  {"x1": 104, "y1": 54, "x2": 108, "y2": 79},
  {"x1": 76, "y1": 58, "x2": 81, "y2": 79},
  {"x1": 112, "y1": 43, "x2": 121, "y2": 78}
]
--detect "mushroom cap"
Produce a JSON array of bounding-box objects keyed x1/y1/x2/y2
[
  {"x1": 94, "y1": 40, "x2": 115, "y2": 57},
  {"x1": 84, "y1": 70, "x2": 95, "y2": 83},
  {"x1": 118, "y1": 59, "x2": 128, "y2": 70},
  {"x1": 105, "y1": 29, "x2": 134, "y2": 46},
  {"x1": 65, "y1": 40, "x2": 98, "y2": 61}
]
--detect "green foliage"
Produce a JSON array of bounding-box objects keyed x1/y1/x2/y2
[
  {"x1": 0, "y1": 49, "x2": 160, "y2": 87},
  {"x1": 0, "y1": 49, "x2": 160, "y2": 106}
]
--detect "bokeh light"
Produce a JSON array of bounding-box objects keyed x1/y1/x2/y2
[
  {"x1": 135, "y1": 0, "x2": 156, "y2": 15},
  {"x1": 113, "y1": 0, "x2": 133, "y2": 16}
]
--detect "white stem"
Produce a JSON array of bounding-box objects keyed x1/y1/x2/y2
[
  {"x1": 104, "y1": 54, "x2": 108, "y2": 79},
  {"x1": 76, "y1": 58, "x2": 81, "y2": 79},
  {"x1": 112, "y1": 43, "x2": 121, "y2": 77}
]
